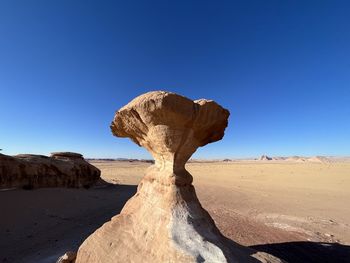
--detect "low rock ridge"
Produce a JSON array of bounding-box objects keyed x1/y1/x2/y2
[{"x1": 0, "y1": 152, "x2": 100, "y2": 189}]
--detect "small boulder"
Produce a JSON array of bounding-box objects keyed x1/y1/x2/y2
[{"x1": 57, "y1": 251, "x2": 77, "y2": 263}]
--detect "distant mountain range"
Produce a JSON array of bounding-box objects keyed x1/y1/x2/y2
[{"x1": 87, "y1": 156, "x2": 350, "y2": 163}]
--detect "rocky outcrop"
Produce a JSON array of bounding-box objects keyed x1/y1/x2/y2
[
  {"x1": 260, "y1": 155, "x2": 272, "y2": 161},
  {"x1": 0, "y1": 152, "x2": 100, "y2": 189},
  {"x1": 76, "y1": 91, "x2": 283, "y2": 263},
  {"x1": 286, "y1": 156, "x2": 307, "y2": 162}
]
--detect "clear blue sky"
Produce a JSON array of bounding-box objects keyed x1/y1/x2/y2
[{"x1": 0, "y1": 1, "x2": 349, "y2": 159}]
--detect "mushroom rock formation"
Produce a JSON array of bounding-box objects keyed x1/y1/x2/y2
[
  {"x1": 76, "y1": 91, "x2": 283, "y2": 263},
  {"x1": 0, "y1": 152, "x2": 100, "y2": 189}
]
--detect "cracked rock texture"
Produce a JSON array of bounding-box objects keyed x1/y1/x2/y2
[
  {"x1": 0, "y1": 152, "x2": 100, "y2": 189},
  {"x1": 76, "y1": 91, "x2": 284, "y2": 263}
]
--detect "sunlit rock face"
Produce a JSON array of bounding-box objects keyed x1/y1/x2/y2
[
  {"x1": 0, "y1": 152, "x2": 100, "y2": 189},
  {"x1": 76, "y1": 91, "x2": 283, "y2": 263}
]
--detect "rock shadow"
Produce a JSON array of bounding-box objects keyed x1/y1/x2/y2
[
  {"x1": 251, "y1": 241, "x2": 350, "y2": 263},
  {"x1": 0, "y1": 183, "x2": 137, "y2": 263}
]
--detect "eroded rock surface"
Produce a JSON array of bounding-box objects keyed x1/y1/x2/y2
[
  {"x1": 0, "y1": 152, "x2": 100, "y2": 189},
  {"x1": 76, "y1": 91, "x2": 284, "y2": 263}
]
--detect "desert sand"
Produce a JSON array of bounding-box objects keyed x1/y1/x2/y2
[
  {"x1": 1, "y1": 160, "x2": 350, "y2": 262},
  {"x1": 96, "y1": 160, "x2": 350, "y2": 244}
]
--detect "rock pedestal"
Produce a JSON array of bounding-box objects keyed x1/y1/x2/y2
[{"x1": 76, "y1": 91, "x2": 283, "y2": 263}]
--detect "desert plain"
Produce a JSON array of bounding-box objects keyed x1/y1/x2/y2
[{"x1": 1, "y1": 158, "x2": 350, "y2": 263}]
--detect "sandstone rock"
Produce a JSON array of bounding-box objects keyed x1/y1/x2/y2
[
  {"x1": 308, "y1": 156, "x2": 329, "y2": 163},
  {"x1": 0, "y1": 152, "x2": 100, "y2": 189},
  {"x1": 260, "y1": 155, "x2": 272, "y2": 161},
  {"x1": 286, "y1": 156, "x2": 306, "y2": 162},
  {"x1": 51, "y1": 152, "x2": 84, "y2": 160},
  {"x1": 76, "y1": 91, "x2": 284, "y2": 263}
]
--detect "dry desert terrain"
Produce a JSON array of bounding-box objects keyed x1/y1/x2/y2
[{"x1": 1, "y1": 160, "x2": 350, "y2": 262}]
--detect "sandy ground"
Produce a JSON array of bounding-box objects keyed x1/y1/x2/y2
[{"x1": 1, "y1": 161, "x2": 350, "y2": 262}]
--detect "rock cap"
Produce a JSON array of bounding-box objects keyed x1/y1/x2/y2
[{"x1": 111, "y1": 91, "x2": 230, "y2": 169}]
